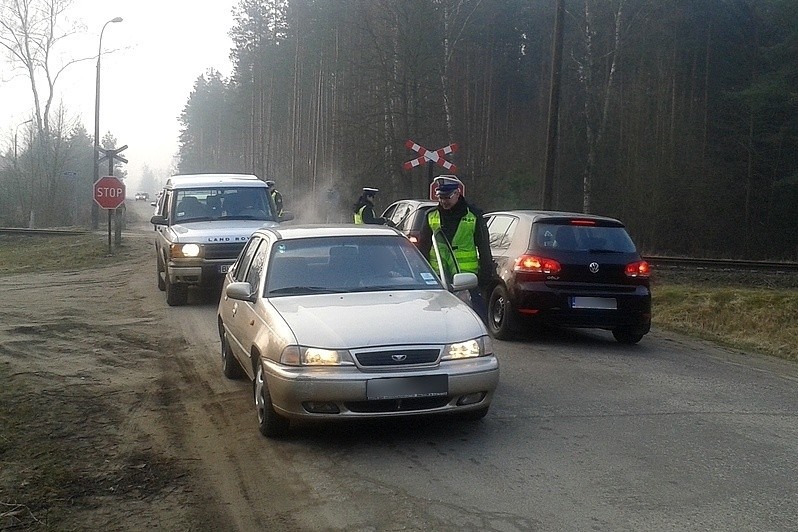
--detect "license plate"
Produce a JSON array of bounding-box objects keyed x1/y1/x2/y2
[
  {"x1": 367, "y1": 375, "x2": 448, "y2": 400},
  {"x1": 571, "y1": 296, "x2": 617, "y2": 309},
  {"x1": 219, "y1": 264, "x2": 230, "y2": 274}
]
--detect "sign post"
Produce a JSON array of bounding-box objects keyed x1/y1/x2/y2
[
  {"x1": 96, "y1": 145, "x2": 128, "y2": 251},
  {"x1": 93, "y1": 175, "x2": 125, "y2": 254}
]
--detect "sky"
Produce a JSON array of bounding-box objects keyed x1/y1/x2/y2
[{"x1": 1, "y1": 0, "x2": 238, "y2": 189}]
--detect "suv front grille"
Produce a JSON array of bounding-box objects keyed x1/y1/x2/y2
[
  {"x1": 205, "y1": 242, "x2": 247, "y2": 261},
  {"x1": 355, "y1": 349, "x2": 440, "y2": 367}
]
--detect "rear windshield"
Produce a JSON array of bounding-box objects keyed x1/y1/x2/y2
[
  {"x1": 532, "y1": 223, "x2": 637, "y2": 253},
  {"x1": 172, "y1": 187, "x2": 274, "y2": 223}
]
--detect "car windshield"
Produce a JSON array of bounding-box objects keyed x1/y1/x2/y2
[
  {"x1": 172, "y1": 187, "x2": 274, "y2": 223},
  {"x1": 265, "y1": 235, "x2": 443, "y2": 296},
  {"x1": 533, "y1": 223, "x2": 637, "y2": 253}
]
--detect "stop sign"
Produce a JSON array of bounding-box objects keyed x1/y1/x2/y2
[{"x1": 93, "y1": 176, "x2": 126, "y2": 209}]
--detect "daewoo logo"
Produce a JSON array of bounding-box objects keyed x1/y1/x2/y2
[{"x1": 391, "y1": 354, "x2": 407, "y2": 362}]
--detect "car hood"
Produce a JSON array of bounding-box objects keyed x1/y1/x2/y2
[
  {"x1": 270, "y1": 290, "x2": 485, "y2": 348},
  {"x1": 170, "y1": 220, "x2": 279, "y2": 243}
]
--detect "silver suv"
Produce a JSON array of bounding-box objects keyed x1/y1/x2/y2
[{"x1": 150, "y1": 173, "x2": 293, "y2": 306}]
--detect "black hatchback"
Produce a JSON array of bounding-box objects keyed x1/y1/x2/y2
[{"x1": 484, "y1": 210, "x2": 651, "y2": 343}]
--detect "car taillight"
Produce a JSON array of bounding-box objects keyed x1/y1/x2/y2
[
  {"x1": 514, "y1": 254, "x2": 561, "y2": 274},
  {"x1": 625, "y1": 260, "x2": 650, "y2": 278}
]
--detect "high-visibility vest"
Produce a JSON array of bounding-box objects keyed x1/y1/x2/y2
[
  {"x1": 427, "y1": 209, "x2": 479, "y2": 275},
  {"x1": 353, "y1": 205, "x2": 367, "y2": 224}
]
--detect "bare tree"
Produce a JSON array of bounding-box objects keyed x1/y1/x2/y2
[{"x1": 0, "y1": 0, "x2": 86, "y2": 137}]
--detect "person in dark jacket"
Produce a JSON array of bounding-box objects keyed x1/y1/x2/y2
[
  {"x1": 352, "y1": 187, "x2": 390, "y2": 225},
  {"x1": 265, "y1": 180, "x2": 284, "y2": 216},
  {"x1": 418, "y1": 175, "x2": 494, "y2": 323}
]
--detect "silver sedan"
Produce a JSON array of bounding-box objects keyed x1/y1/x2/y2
[{"x1": 216, "y1": 224, "x2": 499, "y2": 438}]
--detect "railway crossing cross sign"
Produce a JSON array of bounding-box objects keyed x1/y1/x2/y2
[{"x1": 403, "y1": 140, "x2": 459, "y2": 174}]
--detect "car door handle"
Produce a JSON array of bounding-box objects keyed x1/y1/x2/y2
[{"x1": 232, "y1": 302, "x2": 238, "y2": 316}]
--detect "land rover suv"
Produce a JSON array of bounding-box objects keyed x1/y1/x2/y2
[{"x1": 150, "y1": 173, "x2": 292, "y2": 306}]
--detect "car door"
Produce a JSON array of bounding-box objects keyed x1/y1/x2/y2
[{"x1": 222, "y1": 236, "x2": 263, "y2": 363}]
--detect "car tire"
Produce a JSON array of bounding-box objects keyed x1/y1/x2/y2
[
  {"x1": 165, "y1": 268, "x2": 188, "y2": 306},
  {"x1": 487, "y1": 284, "x2": 516, "y2": 340},
  {"x1": 254, "y1": 362, "x2": 289, "y2": 438},
  {"x1": 156, "y1": 255, "x2": 166, "y2": 291},
  {"x1": 221, "y1": 332, "x2": 244, "y2": 379},
  {"x1": 612, "y1": 327, "x2": 645, "y2": 344}
]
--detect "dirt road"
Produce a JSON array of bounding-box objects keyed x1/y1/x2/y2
[{"x1": 2, "y1": 204, "x2": 474, "y2": 530}]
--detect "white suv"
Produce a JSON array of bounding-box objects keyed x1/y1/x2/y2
[{"x1": 150, "y1": 173, "x2": 293, "y2": 306}]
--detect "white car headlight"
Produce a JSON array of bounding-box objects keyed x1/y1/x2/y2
[
  {"x1": 280, "y1": 346, "x2": 354, "y2": 366},
  {"x1": 442, "y1": 335, "x2": 493, "y2": 360},
  {"x1": 169, "y1": 243, "x2": 203, "y2": 259}
]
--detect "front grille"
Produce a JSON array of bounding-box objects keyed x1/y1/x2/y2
[
  {"x1": 205, "y1": 242, "x2": 246, "y2": 261},
  {"x1": 345, "y1": 396, "x2": 450, "y2": 412},
  {"x1": 355, "y1": 349, "x2": 440, "y2": 367}
]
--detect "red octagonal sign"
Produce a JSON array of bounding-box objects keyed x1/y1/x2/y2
[{"x1": 93, "y1": 176, "x2": 126, "y2": 209}]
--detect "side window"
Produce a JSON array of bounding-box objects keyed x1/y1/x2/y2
[
  {"x1": 487, "y1": 215, "x2": 517, "y2": 251},
  {"x1": 233, "y1": 237, "x2": 262, "y2": 283},
  {"x1": 161, "y1": 191, "x2": 173, "y2": 220},
  {"x1": 245, "y1": 246, "x2": 267, "y2": 296}
]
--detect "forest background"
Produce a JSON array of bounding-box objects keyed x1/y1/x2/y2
[{"x1": 1, "y1": 0, "x2": 796, "y2": 260}]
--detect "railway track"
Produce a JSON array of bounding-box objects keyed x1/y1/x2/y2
[{"x1": 2, "y1": 227, "x2": 796, "y2": 273}]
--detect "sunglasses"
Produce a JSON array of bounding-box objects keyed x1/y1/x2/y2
[{"x1": 436, "y1": 190, "x2": 458, "y2": 199}]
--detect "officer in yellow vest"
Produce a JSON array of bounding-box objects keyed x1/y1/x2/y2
[
  {"x1": 418, "y1": 175, "x2": 494, "y2": 322},
  {"x1": 352, "y1": 187, "x2": 390, "y2": 225}
]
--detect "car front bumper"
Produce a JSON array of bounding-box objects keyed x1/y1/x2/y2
[
  {"x1": 167, "y1": 260, "x2": 235, "y2": 286},
  {"x1": 262, "y1": 356, "x2": 500, "y2": 419}
]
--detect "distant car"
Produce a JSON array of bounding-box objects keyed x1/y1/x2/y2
[
  {"x1": 381, "y1": 199, "x2": 437, "y2": 247},
  {"x1": 484, "y1": 210, "x2": 651, "y2": 343},
  {"x1": 217, "y1": 224, "x2": 499, "y2": 438},
  {"x1": 134, "y1": 192, "x2": 149, "y2": 201}
]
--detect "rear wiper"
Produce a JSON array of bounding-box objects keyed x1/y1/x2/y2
[{"x1": 588, "y1": 249, "x2": 622, "y2": 253}]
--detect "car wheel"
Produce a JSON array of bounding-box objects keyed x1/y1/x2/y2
[
  {"x1": 165, "y1": 267, "x2": 188, "y2": 306},
  {"x1": 221, "y1": 332, "x2": 244, "y2": 379},
  {"x1": 254, "y1": 362, "x2": 289, "y2": 438},
  {"x1": 487, "y1": 284, "x2": 516, "y2": 340},
  {"x1": 612, "y1": 327, "x2": 645, "y2": 344},
  {"x1": 156, "y1": 255, "x2": 166, "y2": 291}
]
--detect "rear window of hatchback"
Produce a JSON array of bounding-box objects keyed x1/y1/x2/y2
[{"x1": 531, "y1": 223, "x2": 637, "y2": 253}]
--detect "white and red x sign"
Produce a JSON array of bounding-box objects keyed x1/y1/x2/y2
[{"x1": 403, "y1": 140, "x2": 459, "y2": 172}]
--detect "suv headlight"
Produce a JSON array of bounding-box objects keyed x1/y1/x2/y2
[
  {"x1": 442, "y1": 335, "x2": 493, "y2": 360},
  {"x1": 280, "y1": 346, "x2": 355, "y2": 366},
  {"x1": 169, "y1": 243, "x2": 204, "y2": 259}
]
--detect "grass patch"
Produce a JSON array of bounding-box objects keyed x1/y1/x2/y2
[
  {"x1": 0, "y1": 233, "x2": 133, "y2": 275},
  {"x1": 652, "y1": 285, "x2": 798, "y2": 361}
]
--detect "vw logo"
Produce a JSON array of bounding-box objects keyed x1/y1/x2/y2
[
  {"x1": 391, "y1": 354, "x2": 407, "y2": 362},
  {"x1": 589, "y1": 262, "x2": 600, "y2": 273}
]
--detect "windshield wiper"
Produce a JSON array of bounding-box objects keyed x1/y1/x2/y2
[
  {"x1": 268, "y1": 286, "x2": 344, "y2": 295},
  {"x1": 588, "y1": 249, "x2": 622, "y2": 253}
]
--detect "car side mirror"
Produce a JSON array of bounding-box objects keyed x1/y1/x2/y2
[
  {"x1": 450, "y1": 272, "x2": 478, "y2": 292},
  {"x1": 278, "y1": 211, "x2": 295, "y2": 222},
  {"x1": 225, "y1": 282, "x2": 256, "y2": 302},
  {"x1": 150, "y1": 214, "x2": 167, "y2": 225}
]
